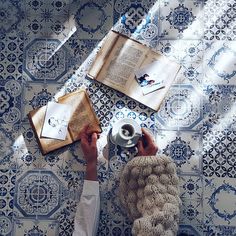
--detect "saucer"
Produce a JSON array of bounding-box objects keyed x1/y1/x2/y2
[{"x1": 110, "y1": 118, "x2": 142, "y2": 148}]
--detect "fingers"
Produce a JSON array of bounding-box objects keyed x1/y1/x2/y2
[
  {"x1": 137, "y1": 140, "x2": 144, "y2": 153},
  {"x1": 91, "y1": 133, "x2": 98, "y2": 145},
  {"x1": 141, "y1": 128, "x2": 155, "y2": 145}
]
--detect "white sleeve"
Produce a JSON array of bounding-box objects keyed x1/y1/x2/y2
[{"x1": 73, "y1": 180, "x2": 100, "y2": 236}]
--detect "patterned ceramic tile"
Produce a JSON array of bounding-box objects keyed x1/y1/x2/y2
[
  {"x1": 23, "y1": 38, "x2": 70, "y2": 82},
  {"x1": 204, "y1": 177, "x2": 236, "y2": 226},
  {"x1": 156, "y1": 85, "x2": 203, "y2": 130},
  {"x1": 203, "y1": 0, "x2": 236, "y2": 40},
  {"x1": 204, "y1": 225, "x2": 236, "y2": 236},
  {"x1": 113, "y1": 0, "x2": 161, "y2": 47},
  {"x1": 0, "y1": 215, "x2": 13, "y2": 236},
  {"x1": 0, "y1": 0, "x2": 24, "y2": 36},
  {"x1": 203, "y1": 41, "x2": 236, "y2": 85},
  {"x1": 70, "y1": 0, "x2": 114, "y2": 40},
  {"x1": 0, "y1": 0, "x2": 236, "y2": 235},
  {"x1": 0, "y1": 79, "x2": 22, "y2": 125},
  {"x1": 22, "y1": 14, "x2": 73, "y2": 41},
  {"x1": 155, "y1": 39, "x2": 204, "y2": 64},
  {"x1": 179, "y1": 175, "x2": 203, "y2": 199},
  {"x1": 203, "y1": 128, "x2": 236, "y2": 178},
  {"x1": 178, "y1": 224, "x2": 203, "y2": 236},
  {"x1": 203, "y1": 85, "x2": 236, "y2": 130},
  {"x1": 111, "y1": 92, "x2": 156, "y2": 132},
  {"x1": 175, "y1": 61, "x2": 203, "y2": 84},
  {"x1": 22, "y1": 81, "x2": 66, "y2": 120},
  {"x1": 0, "y1": 33, "x2": 24, "y2": 81},
  {"x1": 14, "y1": 170, "x2": 64, "y2": 217},
  {"x1": 180, "y1": 198, "x2": 203, "y2": 226},
  {"x1": 156, "y1": 130, "x2": 202, "y2": 175},
  {"x1": 159, "y1": 0, "x2": 203, "y2": 39},
  {"x1": 0, "y1": 126, "x2": 18, "y2": 169},
  {"x1": 0, "y1": 169, "x2": 17, "y2": 235},
  {"x1": 13, "y1": 219, "x2": 59, "y2": 236}
]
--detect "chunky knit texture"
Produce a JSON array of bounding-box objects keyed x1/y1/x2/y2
[{"x1": 119, "y1": 155, "x2": 181, "y2": 236}]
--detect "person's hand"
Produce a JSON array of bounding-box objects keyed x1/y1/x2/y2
[
  {"x1": 80, "y1": 125, "x2": 99, "y2": 181},
  {"x1": 80, "y1": 125, "x2": 98, "y2": 165},
  {"x1": 137, "y1": 128, "x2": 158, "y2": 156}
]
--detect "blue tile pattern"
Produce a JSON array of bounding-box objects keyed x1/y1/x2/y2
[{"x1": 0, "y1": 0, "x2": 235, "y2": 235}]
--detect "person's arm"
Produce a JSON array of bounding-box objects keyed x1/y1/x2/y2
[
  {"x1": 73, "y1": 126, "x2": 100, "y2": 236},
  {"x1": 119, "y1": 128, "x2": 180, "y2": 236}
]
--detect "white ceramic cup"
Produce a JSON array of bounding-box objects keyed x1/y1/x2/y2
[{"x1": 118, "y1": 123, "x2": 135, "y2": 141}]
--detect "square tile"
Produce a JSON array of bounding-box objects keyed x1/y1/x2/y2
[
  {"x1": 175, "y1": 61, "x2": 203, "y2": 84},
  {"x1": 203, "y1": 128, "x2": 236, "y2": 178},
  {"x1": 156, "y1": 85, "x2": 203, "y2": 131},
  {"x1": 180, "y1": 198, "x2": 203, "y2": 226},
  {"x1": 64, "y1": 36, "x2": 100, "y2": 72},
  {"x1": 203, "y1": 85, "x2": 236, "y2": 130},
  {"x1": 179, "y1": 175, "x2": 203, "y2": 199},
  {"x1": 23, "y1": 38, "x2": 71, "y2": 82},
  {"x1": 14, "y1": 169, "x2": 66, "y2": 218},
  {"x1": 204, "y1": 177, "x2": 236, "y2": 226},
  {"x1": 70, "y1": 0, "x2": 114, "y2": 40},
  {"x1": 203, "y1": 0, "x2": 236, "y2": 40},
  {"x1": 0, "y1": 0, "x2": 24, "y2": 36},
  {"x1": 159, "y1": 0, "x2": 203, "y2": 39},
  {"x1": 156, "y1": 130, "x2": 202, "y2": 175},
  {"x1": 113, "y1": 0, "x2": 160, "y2": 47},
  {"x1": 203, "y1": 41, "x2": 236, "y2": 85}
]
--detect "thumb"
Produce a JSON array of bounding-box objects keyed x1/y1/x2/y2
[{"x1": 91, "y1": 133, "x2": 98, "y2": 145}]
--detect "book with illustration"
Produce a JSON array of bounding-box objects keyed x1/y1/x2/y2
[
  {"x1": 28, "y1": 89, "x2": 101, "y2": 155},
  {"x1": 87, "y1": 30, "x2": 181, "y2": 111}
]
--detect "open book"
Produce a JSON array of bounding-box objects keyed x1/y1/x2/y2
[
  {"x1": 88, "y1": 31, "x2": 181, "y2": 111},
  {"x1": 28, "y1": 90, "x2": 101, "y2": 155}
]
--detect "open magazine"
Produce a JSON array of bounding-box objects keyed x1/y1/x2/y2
[{"x1": 87, "y1": 30, "x2": 181, "y2": 111}]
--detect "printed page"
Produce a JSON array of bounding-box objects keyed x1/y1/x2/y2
[
  {"x1": 58, "y1": 90, "x2": 101, "y2": 141},
  {"x1": 88, "y1": 31, "x2": 119, "y2": 79},
  {"x1": 96, "y1": 36, "x2": 149, "y2": 92}
]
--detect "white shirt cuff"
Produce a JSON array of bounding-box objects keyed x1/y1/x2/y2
[{"x1": 82, "y1": 180, "x2": 99, "y2": 196}]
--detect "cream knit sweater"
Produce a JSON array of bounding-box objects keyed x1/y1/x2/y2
[{"x1": 119, "y1": 155, "x2": 181, "y2": 236}]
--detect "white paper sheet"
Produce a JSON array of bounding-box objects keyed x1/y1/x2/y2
[
  {"x1": 135, "y1": 60, "x2": 165, "y2": 95},
  {"x1": 41, "y1": 102, "x2": 72, "y2": 140}
]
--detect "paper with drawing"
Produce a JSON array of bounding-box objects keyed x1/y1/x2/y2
[
  {"x1": 135, "y1": 60, "x2": 165, "y2": 95},
  {"x1": 41, "y1": 102, "x2": 72, "y2": 140}
]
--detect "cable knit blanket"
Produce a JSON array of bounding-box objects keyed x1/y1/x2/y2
[{"x1": 119, "y1": 155, "x2": 181, "y2": 236}]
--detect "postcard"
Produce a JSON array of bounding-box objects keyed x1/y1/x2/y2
[
  {"x1": 41, "y1": 102, "x2": 72, "y2": 140},
  {"x1": 135, "y1": 60, "x2": 165, "y2": 95}
]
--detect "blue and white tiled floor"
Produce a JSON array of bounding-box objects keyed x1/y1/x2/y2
[{"x1": 0, "y1": 0, "x2": 235, "y2": 235}]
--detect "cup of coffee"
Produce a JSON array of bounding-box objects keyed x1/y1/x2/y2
[
  {"x1": 119, "y1": 124, "x2": 135, "y2": 141},
  {"x1": 111, "y1": 118, "x2": 142, "y2": 147}
]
